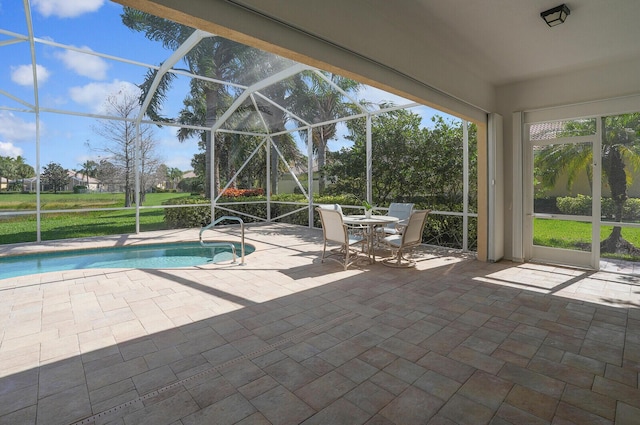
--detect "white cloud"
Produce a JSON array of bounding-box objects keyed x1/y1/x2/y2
[
  {"x1": 32, "y1": 0, "x2": 104, "y2": 18},
  {"x1": 0, "y1": 142, "x2": 24, "y2": 158},
  {"x1": 0, "y1": 111, "x2": 38, "y2": 142},
  {"x1": 69, "y1": 80, "x2": 140, "y2": 114},
  {"x1": 55, "y1": 47, "x2": 109, "y2": 80},
  {"x1": 11, "y1": 64, "x2": 51, "y2": 86}
]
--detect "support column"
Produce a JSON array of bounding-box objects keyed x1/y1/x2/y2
[{"x1": 366, "y1": 115, "x2": 372, "y2": 204}]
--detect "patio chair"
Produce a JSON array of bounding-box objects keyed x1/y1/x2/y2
[
  {"x1": 318, "y1": 203, "x2": 365, "y2": 237},
  {"x1": 316, "y1": 207, "x2": 365, "y2": 270},
  {"x1": 317, "y1": 203, "x2": 344, "y2": 215},
  {"x1": 376, "y1": 202, "x2": 414, "y2": 242},
  {"x1": 381, "y1": 209, "x2": 430, "y2": 268}
]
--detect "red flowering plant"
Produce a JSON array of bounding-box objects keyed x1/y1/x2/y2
[{"x1": 221, "y1": 188, "x2": 264, "y2": 198}]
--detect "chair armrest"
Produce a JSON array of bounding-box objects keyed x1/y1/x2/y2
[{"x1": 395, "y1": 220, "x2": 409, "y2": 233}]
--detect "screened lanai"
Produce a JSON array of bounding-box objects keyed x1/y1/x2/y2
[
  {"x1": 4, "y1": 3, "x2": 640, "y2": 425},
  {"x1": 1, "y1": 1, "x2": 479, "y2": 254}
]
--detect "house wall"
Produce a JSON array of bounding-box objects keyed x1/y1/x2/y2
[
  {"x1": 496, "y1": 56, "x2": 640, "y2": 260},
  {"x1": 278, "y1": 177, "x2": 319, "y2": 195},
  {"x1": 543, "y1": 171, "x2": 640, "y2": 200}
]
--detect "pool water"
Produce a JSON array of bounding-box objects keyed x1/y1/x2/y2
[{"x1": 0, "y1": 242, "x2": 254, "y2": 280}]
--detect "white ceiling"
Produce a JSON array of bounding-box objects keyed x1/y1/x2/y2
[{"x1": 227, "y1": 0, "x2": 640, "y2": 87}]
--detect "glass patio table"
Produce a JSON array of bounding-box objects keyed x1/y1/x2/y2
[{"x1": 343, "y1": 215, "x2": 400, "y2": 263}]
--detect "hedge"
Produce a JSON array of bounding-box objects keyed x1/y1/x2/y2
[
  {"x1": 162, "y1": 194, "x2": 357, "y2": 228},
  {"x1": 162, "y1": 194, "x2": 477, "y2": 251},
  {"x1": 556, "y1": 195, "x2": 640, "y2": 219}
]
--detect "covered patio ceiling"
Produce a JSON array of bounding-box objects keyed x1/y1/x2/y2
[{"x1": 116, "y1": 0, "x2": 640, "y2": 119}]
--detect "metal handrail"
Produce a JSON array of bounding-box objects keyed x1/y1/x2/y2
[{"x1": 199, "y1": 216, "x2": 246, "y2": 265}]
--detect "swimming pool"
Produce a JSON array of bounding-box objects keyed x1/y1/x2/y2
[{"x1": 0, "y1": 242, "x2": 255, "y2": 280}]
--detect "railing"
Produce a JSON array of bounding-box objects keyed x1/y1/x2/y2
[{"x1": 199, "y1": 216, "x2": 246, "y2": 265}]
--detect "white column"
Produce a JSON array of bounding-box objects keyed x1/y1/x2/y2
[{"x1": 366, "y1": 115, "x2": 372, "y2": 204}]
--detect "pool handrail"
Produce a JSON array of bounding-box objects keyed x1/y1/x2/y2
[{"x1": 199, "y1": 216, "x2": 246, "y2": 265}]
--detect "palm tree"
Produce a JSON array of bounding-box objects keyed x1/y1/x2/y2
[
  {"x1": 535, "y1": 113, "x2": 640, "y2": 254},
  {"x1": 76, "y1": 160, "x2": 98, "y2": 188},
  {"x1": 14, "y1": 156, "x2": 34, "y2": 191},
  {"x1": 167, "y1": 167, "x2": 183, "y2": 190},
  {"x1": 122, "y1": 8, "x2": 255, "y2": 198},
  {"x1": 0, "y1": 156, "x2": 16, "y2": 191},
  {"x1": 290, "y1": 71, "x2": 362, "y2": 193}
]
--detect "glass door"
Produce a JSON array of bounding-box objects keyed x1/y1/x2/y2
[
  {"x1": 599, "y1": 112, "x2": 640, "y2": 269},
  {"x1": 524, "y1": 118, "x2": 601, "y2": 269}
]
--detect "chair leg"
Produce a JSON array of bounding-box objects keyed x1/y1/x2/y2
[
  {"x1": 344, "y1": 244, "x2": 349, "y2": 270},
  {"x1": 382, "y1": 247, "x2": 416, "y2": 268}
]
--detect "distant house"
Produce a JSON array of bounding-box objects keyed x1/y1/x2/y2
[
  {"x1": 31, "y1": 171, "x2": 103, "y2": 192},
  {"x1": 278, "y1": 162, "x2": 319, "y2": 194},
  {"x1": 5, "y1": 172, "x2": 105, "y2": 193},
  {"x1": 67, "y1": 171, "x2": 101, "y2": 192},
  {"x1": 21, "y1": 177, "x2": 37, "y2": 192},
  {"x1": 156, "y1": 170, "x2": 195, "y2": 191}
]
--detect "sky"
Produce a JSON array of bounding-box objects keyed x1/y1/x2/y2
[{"x1": 0, "y1": 0, "x2": 454, "y2": 173}]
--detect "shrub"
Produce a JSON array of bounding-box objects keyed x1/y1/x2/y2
[
  {"x1": 163, "y1": 196, "x2": 211, "y2": 228},
  {"x1": 556, "y1": 195, "x2": 640, "y2": 220},
  {"x1": 221, "y1": 188, "x2": 264, "y2": 197},
  {"x1": 161, "y1": 194, "x2": 477, "y2": 250},
  {"x1": 163, "y1": 193, "x2": 359, "y2": 228},
  {"x1": 556, "y1": 194, "x2": 592, "y2": 215}
]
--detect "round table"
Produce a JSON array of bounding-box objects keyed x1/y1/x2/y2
[{"x1": 343, "y1": 215, "x2": 400, "y2": 262}]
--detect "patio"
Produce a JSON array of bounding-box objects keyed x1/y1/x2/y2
[{"x1": 0, "y1": 223, "x2": 639, "y2": 425}]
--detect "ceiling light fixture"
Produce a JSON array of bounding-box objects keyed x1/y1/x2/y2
[{"x1": 540, "y1": 4, "x2": 570, "y2": 27}]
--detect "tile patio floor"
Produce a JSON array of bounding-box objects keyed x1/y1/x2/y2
[{"x1": 0, "y1": 223, "x2": 639, "y2": 425}]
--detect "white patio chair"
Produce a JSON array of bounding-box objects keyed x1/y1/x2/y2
[
  {"x1": 376, "y1": 202, "x2": 414, "y2": 242},
  {"x1": 316, "y1": 207, "x2": 365, "y2": 270},
  {"x1": 381, "y1": 209, "x2": 430, "y2": 268},
  {"x1": 317, "y1": 203, "x2": 344, "y2": 215},
  {"x1": 318, "y1": 203, "x2": 365, "y2": 237}
]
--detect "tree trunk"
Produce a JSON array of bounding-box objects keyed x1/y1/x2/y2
[
  {"x1": 317, "y1": 135, "x2": 326, "y2": 194},
  {"x1": 204, "y1": 132, "x2": 212, "y2": 199},
  {"x1": 204, "y1": 86, "x2": 218, "y2": 200},
  {"x1": 124, "y1": 181, "x2": 131, "y2": 207},
  {"x1": 213, "y1": 153, "x2": 220, "y2": 198},
  {"x1": 600, "y1": 148, "x2": 640, "y2": 255}
]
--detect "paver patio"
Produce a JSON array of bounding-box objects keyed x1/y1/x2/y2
[{"x1": 0, "y1": 223, "x2": 639, "y2": 424}]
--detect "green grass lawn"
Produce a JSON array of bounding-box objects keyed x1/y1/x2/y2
[
  {"x1": 534, "y1": 218, "x2": 640, "y2": 260},
  {"x1": 0, "y1": 192, "x2": 190, "y2": 244},
  {"x1": 3, "y1": 193, "x2": 640, "y2": 262},
  {"x1": 0, "y1": 192, "x2": 186, "y2": 210}
]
